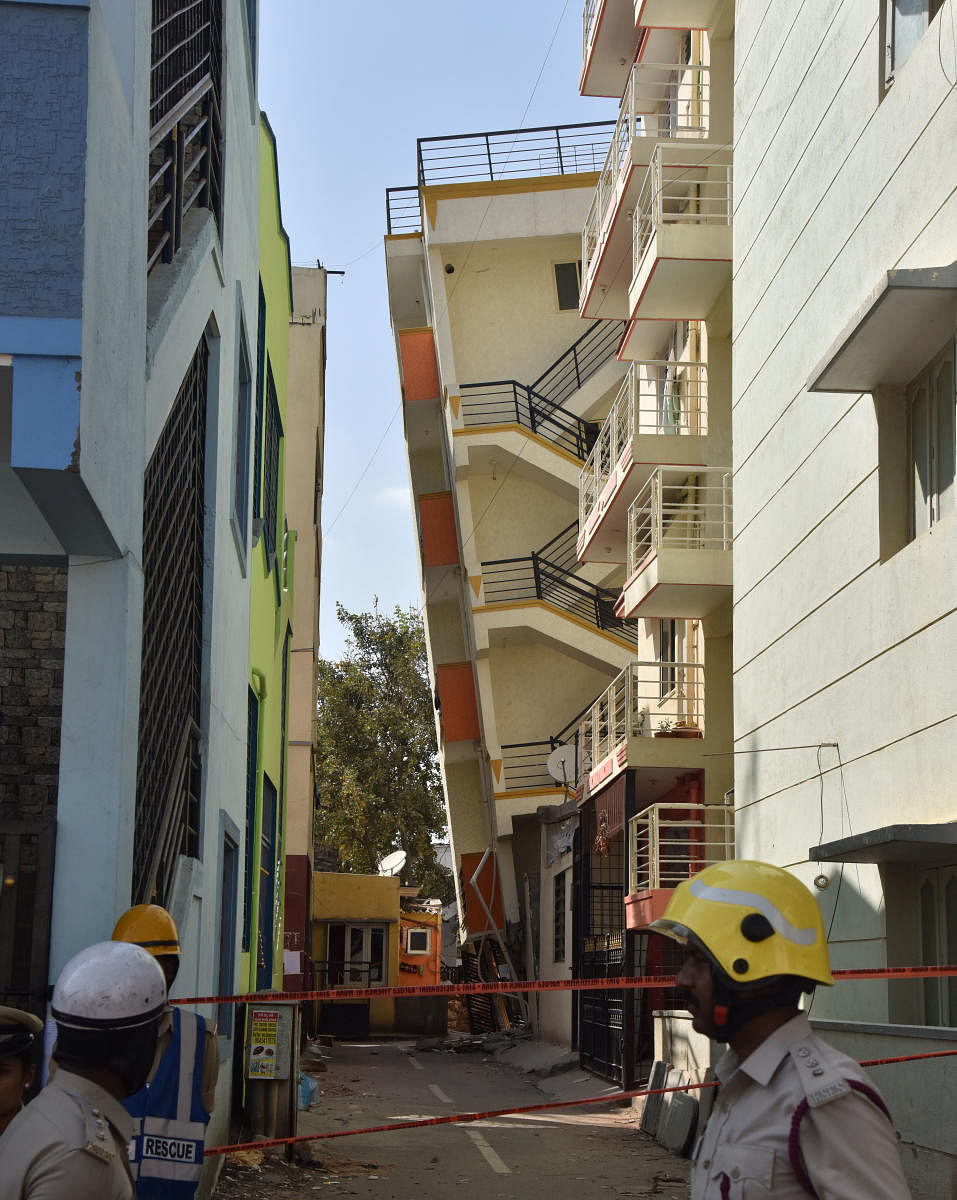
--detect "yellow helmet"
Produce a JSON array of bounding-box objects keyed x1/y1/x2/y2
[
  {"x1": 650, "y1": 860, "x2": 833, "y2": 988},
  {"x1": 111, "y1": 904, "x2": 181, "y2": 958}
]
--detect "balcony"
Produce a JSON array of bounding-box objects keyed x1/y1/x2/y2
[
  {"x1": 580, "y1": 0, "x2": 642, "y2": 98},
  {"x1": 628, "y1": 144, "x2": 732, "y2": 322},
  {"x1": 569, "y1": 658, "x2": 708, "y2": 797},
  {"x1": 581, "y1": 54, "x2": 716, "y2": 319},
  {"x1": 625, "y1": 798, "x2": 734, "y2": 929},
  {"x1": 578, "y1": 354, "x2": 709, "y2": 565},
  {"x1": 620, "y1": 466, "x2": 731, "y2": 618},
  {"x1": 635, "y1": 1, "x2": 726, "y2": 29},
  {"x1": 459, "y1": 382, "x2": 597, "y2": 462}
]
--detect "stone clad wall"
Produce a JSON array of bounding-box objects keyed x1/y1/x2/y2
[{"x1": 0, "y1": 563, "x2": 67, "y2": 821}]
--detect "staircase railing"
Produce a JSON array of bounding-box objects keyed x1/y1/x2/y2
[
  {"x1": 460, "y1": 381, "x2": 597, "y2": 461},
  {"x1": 530, "y1": 319, "x2": 627, "y2": 411}
]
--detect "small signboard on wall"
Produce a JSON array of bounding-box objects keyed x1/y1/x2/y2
[{"x1": 246, "y1": 1004, "x2": 294, "y2": 1080}]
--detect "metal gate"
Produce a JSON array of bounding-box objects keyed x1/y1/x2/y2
[
  {"x1": 574, "y1": 802, "x2": 626, "y2": 1083},
  {"x1": 0, "y1": 819, "x2": 56, "y2": 1017}
]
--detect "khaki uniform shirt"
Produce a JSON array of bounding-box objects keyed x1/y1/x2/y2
[
  {"x1": 691, "y1": 1014, "x2": 912, "y2": 1199},
  {"x1": 0, "y1": 1070, "x2": 134, "y2": 1200}
]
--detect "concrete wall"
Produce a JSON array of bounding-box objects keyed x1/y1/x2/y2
[{"x1": 732, "y1": 0, "x2": 957, "y2": 1184}]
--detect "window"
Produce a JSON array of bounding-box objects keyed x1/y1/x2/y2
[
  {"x1": 908, "y1": 340, "x2": 955, "y2": 540},
  {"x1": 0, "y1": 357, "x2": 11, "y2": 461},
  {"x1": 217, "y1": 832, "x2": 238, "y2": 1038},
  {"x1": 885, "y1": 0, "x2": 945, "y2": 85},
  {"x1": 918, "y1": 866, "x2": 957, "y2": 1025},
  {"x1": 233, "y1": 323, "x2": 252, "y2": 546},
  {"x1": 256, "y1": 775, "x2": 278, "y2": 991},
  {"x1": 242, "y1": 687, "x2": 258, "y2": 952},
  {"x1": 253, "y1": 281, "x2": 266, "y2": 525},
  {"x1": 406, "y1": 928, "x2": 430, "y2": 954},
  {"x1": 263, "y1": 361, "x2": 283, "y2": 569},
  {"x1": 554, "y1": 870, "x2": 567, "y2": 962},
  {"x1": 659, "y1": 619, "x2": 682, "y2": 699},
  {"x1": 326, "y1": 924, "x2": 387, "y2": 985},
  {"x1": 555, "y1": 261, "x2": 583, "y2": 311}
]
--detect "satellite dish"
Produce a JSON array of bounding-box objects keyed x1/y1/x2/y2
[
  {"x1": 546, "y1": 744, "x2": 577, "y2": 785},
  {"x1": 378, "y1": 850, "x2": 407, "y2": 877}
]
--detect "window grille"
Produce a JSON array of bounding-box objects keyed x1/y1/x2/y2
[
  {"x1": 263, "y1": 363, "x2": 282, "y2": 568},
  {"x1": 148, "y1": 0, "x2": 225, "y2": 270},
  {"x1": 132, "y1": 335, "x2": 208, "y2": 905},
  {"x1": 554, "y1": 870, "x2": 567, "y2": 962}
]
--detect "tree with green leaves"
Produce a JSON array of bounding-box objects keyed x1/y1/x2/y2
[{"x1": 314, "y1": 602, "x2": 454, "y2": 905}]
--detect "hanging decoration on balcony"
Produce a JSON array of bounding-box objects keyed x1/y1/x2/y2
[{"x1": 593, "y1": 810, "x2": 610, "y2": 857}]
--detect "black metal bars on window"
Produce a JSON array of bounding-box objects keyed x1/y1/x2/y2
[
  {"x1": 133, "y1": 335, "x2": 208, "y2": 905},
  {"x1": 148, "y1": 0, "x2": 224, "y2": 271}
]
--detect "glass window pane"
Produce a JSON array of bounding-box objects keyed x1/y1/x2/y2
[
  {"x1": 893, "y1": 0, "x2": 928, "y2": 73},
  {"x1": 934, "y1": 355, "x2": 955, "y2": 518},
  {"x1": 370, "y1": 927, "x2": 384, "y2": 983},
  {"x1": 555, "y1": 262, "x2": 580, "y2": 311}
]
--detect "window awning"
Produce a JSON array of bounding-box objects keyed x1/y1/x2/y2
[
  {"x1": 810, "y1": 821, "x2": 957, "y2": 867},
  {"x1": 808, "y1": 262, "x2": 957, "y2": 393}
]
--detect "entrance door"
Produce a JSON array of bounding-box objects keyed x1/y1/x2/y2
[{"x1": 0, "y1": 819, "x2": 56, "y2": 1016}]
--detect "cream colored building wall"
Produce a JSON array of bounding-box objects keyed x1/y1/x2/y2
[
  {"x1": 732, "y1": 9, "x2": 957, "y2": 1183},
  {"x1": 285, "y1": 266, "x2": 326, "y2": 858},
  {"x1": 489, "y1": 644, "x2": 615, "y2": 742},
  {"x1": 467, "y1": 471, "x2": 578, "y2": 563}
]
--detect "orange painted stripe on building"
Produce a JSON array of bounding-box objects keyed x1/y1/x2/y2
[
  {"x1": 435, "y1": 661, "x2": 480, "y2": 742},
  {"x1": 418, "y1": 491, "x2": 458, "y2": 567},
  {"x1": 398, "y1": 328, "x2": 440, "y2": 402}
]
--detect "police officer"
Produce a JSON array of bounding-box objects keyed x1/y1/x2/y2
[
  {"x1": 651, "y1": 860, "x2": 913, "y2": 1199},
  {"x1": 0, "y1": 1006, "x2": 43, "y2": 1136},
  {"x1": 111, "y1": 904, "x2": 218, "y2": 1198},
  {"x1": 0, "y1": 940, "x2": 166, "y2": 1200}
]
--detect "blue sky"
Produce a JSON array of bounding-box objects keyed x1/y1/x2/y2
[{"x1": 258, "y1": 3, "x2": 616, "y2": 659}]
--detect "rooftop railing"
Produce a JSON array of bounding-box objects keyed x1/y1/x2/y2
[
  {"x1": 460, "y1": 381, "x2": 598, "y2": 461},
  {"x1": 627, "y1": 467, "x2": 732, "y2": 577},
  {"x1": 583, "y1": 59, "x2": 711, "y2": 280},
  {"x1": 386, "y1": 186, "x2": 421, "y2": 234},
  {"x1": 417, "y1": 121, "x2": 615, "y2": 186},
  {"x1": 576, "y1": 658, "x2": 706, "y2": 781},
  {"x1": 579, "y1": 356, "x2": 708, "y2": 529},
  {"x1": 632, "y1": 145, "x2": 732, "y2": 282},
  {"x1": 628, "y1": 801, "x2": 733, "y2": 894}
]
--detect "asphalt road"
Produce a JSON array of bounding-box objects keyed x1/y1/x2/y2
[{"x1": 215, "y1": 1038, "x2": 690, "y2": 1200}]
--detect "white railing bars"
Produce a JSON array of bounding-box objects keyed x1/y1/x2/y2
[
  {"x1": 628, "y1": 801, "x2": 734, "y2": 894},
  {"x1": 627, "y1": 467, "x2": 732, "y2": 577}
]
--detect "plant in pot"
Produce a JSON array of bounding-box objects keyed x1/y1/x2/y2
[
  {"x1": 654, "y1": 719, "x2": 674, "y2": 738},
  {"x1": 672, "y1": 719, "x2": 703, "y2": 738}
]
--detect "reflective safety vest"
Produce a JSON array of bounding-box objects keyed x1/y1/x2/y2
[{"x1": 125, "y1": 1007, "x2": 210, "y2": 1198}]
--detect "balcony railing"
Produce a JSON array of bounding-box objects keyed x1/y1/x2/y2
[
  {"x1": 460, "y1": 381, "x2": 598, "y2": 461},
  {"x1": 583, "y1": 58, "x2": 712, "y2": 280},
  {"x1": 481, "y1": 552, "x2": 641, "y2": 649},
  {"x1": 627, "y1": 467, "x2": 731, "y2": 576},
  {"x1": 632, "y1": 145, "x2": 732, "y2": 282},
  {"x1": 501, "y1": 741, "x2": 562, "y2": 791},
  {"x1": 386, "y1": 186, "x2": 421, "y2": 234},
  {"x1": 576, "y1": 658, "x2": 705, "y2": 778},
  {"x1": 628, "y1": 801, "x2": 733, "y2": 894},
  {"x1": 417, "y1": 121, "x2": 614, "y2": 186},
  {"x1": 582, "y1": 0, "x2": 600, "y2": 58},
  {"x1": 148, "y1": 0, "x2": 224, "y2": 271},
  {"x1": 579, "y1": 356, "x2": 708, "y2": 528}
]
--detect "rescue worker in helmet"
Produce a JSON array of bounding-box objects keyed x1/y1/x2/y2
[
  {"x1": 111, "y1": 904, "x2": 219, "y2": 1199},
  {"x1": 0, "y1": 1006, "x2": 43, "y2": 1136},
  {"x1": 0, "y1": 940, "x2": 166, "y2": 1200},
  {"x1": 651, "y1": 860, "x2": 912, "y2": 1199}
]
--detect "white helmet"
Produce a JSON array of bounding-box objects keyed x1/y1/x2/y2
[{"x1": 52, "y1": 941, "x2": 167, "y2": 1031}]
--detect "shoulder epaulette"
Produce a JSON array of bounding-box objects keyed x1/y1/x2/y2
[
  {"x1": 80, "y1": 1103, "x2": 117, "y2": 1163},
  {"x1": 787, "y1": 1038, "x2": 850, "y2": 1107}
]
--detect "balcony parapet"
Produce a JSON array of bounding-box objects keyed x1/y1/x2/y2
[
  {"x1": 582, "y1": 56, "x2": 713, "y2": 294},
  {"x1": 629, "y1": 143, "x2": 732, "y2": 320},
  {"x1": 625, "y1": 799, "x2": 733, "y2": 928},
  {"x1": 460, "y1": 381, "x2": 597, "y2": 462},
  {"x1": 621, "y1": 466, "x2": 732, "y2": 617},
  {"x1": 578, "y1": 354, "x2": 708, "y2": 560}
]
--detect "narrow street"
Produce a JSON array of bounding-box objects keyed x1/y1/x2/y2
[{"x1": 215, "y1": 1039, "x2": 690, "y2": 1200}]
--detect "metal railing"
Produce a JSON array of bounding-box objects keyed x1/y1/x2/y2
[
  {"x1": 530, "y1": 319, "x2": 627, "y2": 410},
  {"x1": 627, "y1": 467, "x2": 732, "y2": 577},
  {"x1": 148, "y1": 0, "x2": 224, "y2": 271},
  {"x1": 314, "y1": 959, "x2": 385, "y2": 988},
  {"x1": 501, "y1": 741, "x2": 561, "y2": 791},
  {"x1": 480, "y1": 552, "x2": 641, "y2": 648},
  {"x1": 579, "y1": 356, "x2": 708, "y2": 529},
  {"x1": 632, "y1": 145, "x2": 732, "y2": 282},
  {"x1": 584, "y1": 59, "x2": 712, "y2": 281},
  {"x1": 537, "y1": 521, "x2": 580, "y2": 574},
  {"x1": 417, "y1": 121, "x2": 615, "y2": 186},
  {"x1": 460, "y1": 381, "x2": 598, "y2": 461},
  {"x1": 582, "y1": 0, "x2": 600, "y2": 59},
  {"x1": 628, "y1": 801, "x2": 733, "y2": 894},
  {"x1": 576, "y1": 659, "x2": 706, "y2": 780},
  {"x1": 386, "y1": 186, "x2": 421, "y2": 234}
]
